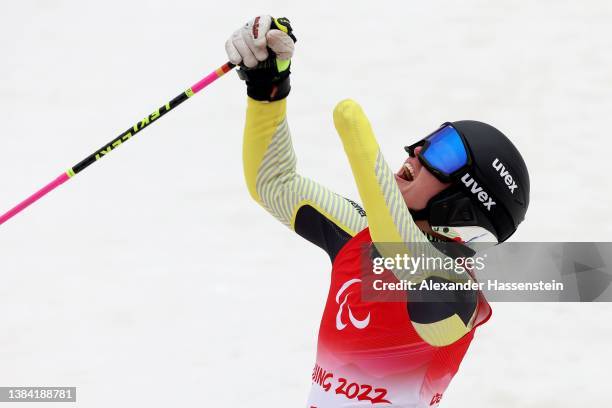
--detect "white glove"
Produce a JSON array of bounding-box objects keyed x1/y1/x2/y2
[{"x1": 225, "y1": 15, "x2": 295, "y2": 68}]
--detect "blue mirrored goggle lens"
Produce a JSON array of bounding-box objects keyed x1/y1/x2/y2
[{"x1": 421, "y1": 126, "x2": 468, "y2": 175}]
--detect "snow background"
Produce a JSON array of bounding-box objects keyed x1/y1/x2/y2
[{"x1": 1, "y1": 0, "x2": 611, "y2": 406}]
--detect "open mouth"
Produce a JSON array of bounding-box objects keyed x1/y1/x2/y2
[{"x1": 397, "y1": 162, "x2": 416, "y2": 182}]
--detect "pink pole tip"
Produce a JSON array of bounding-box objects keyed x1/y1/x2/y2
[{"x1": 0, "y1": 172, "x2": 70, "y2": 225}]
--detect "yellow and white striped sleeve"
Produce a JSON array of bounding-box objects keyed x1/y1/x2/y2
[
  {"x1": 333, "y1": 99, "x2": 478, "y2": 346},
  {"x1": 332, "y1": 99, "x2": 429, "y2": 246},
  {"x1": 243, "y1": 97, "x2": 368, "y2": 257}
]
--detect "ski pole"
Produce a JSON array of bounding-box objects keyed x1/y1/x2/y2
[{"x1": 0, "y1": 61, "x2": 235, "y2": 226}]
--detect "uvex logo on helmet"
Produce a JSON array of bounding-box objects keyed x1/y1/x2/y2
[
  {"x1": 492, "y1": 158, "x2": 518, "y2": 194},
  {"x1": 460, "y1": 173, "x2": 496, "y2": 211}
]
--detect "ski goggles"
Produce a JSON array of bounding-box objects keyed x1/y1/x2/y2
[{"x1": 404, "y1": 123, "x2": 472, "y2": 183}]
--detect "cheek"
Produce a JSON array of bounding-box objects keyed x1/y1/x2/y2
[{"x1": 416, "y1": 169, "x2": 452, "y2": 194}]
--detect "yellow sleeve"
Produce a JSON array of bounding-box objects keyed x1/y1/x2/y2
[
  {"x1": 243, "y1": 97, "x2": 367, "y2": 237},
  {"x1": 332, "y1": 99, "x2": 428, "y2": 245},
  {"x1": 333, "y1": 99, "x2": 478, "y2": 346}
]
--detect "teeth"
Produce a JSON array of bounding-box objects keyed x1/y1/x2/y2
[{"x1": 403, "y1": 163, "x2": 416, "y2": 181}]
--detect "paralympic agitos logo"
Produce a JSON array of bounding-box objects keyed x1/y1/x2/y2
[{"x1": 335, "y1": 279, "x2": 370, "y2": 331}]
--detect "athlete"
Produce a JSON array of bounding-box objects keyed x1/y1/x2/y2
[{"x1": 226, "y1": 16, "x2": 530, "y2": 407}]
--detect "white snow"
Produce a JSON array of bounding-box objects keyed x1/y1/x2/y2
[{"x1": 1, "y1": 1, "x2": 611, "y2": 406}]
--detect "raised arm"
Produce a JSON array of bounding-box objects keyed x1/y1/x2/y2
[
  {"x1": 228, "y1": 16, "x2": 367, "y2": 260},
  {"x1": 243, "y1": 98, "x2": 367, "y2": 259},
  {"x1": 333, "y1": 99, "x2": 479, "y2": 346},
  {"x1": 333, "y1": 99, "x2": 430, "y2": 245}
]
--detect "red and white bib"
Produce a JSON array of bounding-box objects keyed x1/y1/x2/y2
[{"x1": 307, "y1": 228, "x2": 491, "y2": 408}]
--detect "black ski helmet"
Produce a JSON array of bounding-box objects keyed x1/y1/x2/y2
[{"x1": 408, "y1": 120, "x2": 530, "y2": 244}]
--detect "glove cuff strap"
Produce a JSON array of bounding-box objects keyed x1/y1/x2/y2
[
  {"x1": 240, "y1": 70, "x2": 291, "y2": 101},
  {"x1": 246, "y1": 75, "x2": 291, "y2": 102}
]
